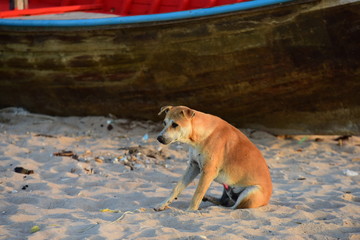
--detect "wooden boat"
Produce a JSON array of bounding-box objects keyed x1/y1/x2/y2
[{"x1": 0, "y1": 0, "x2": 359, "y2": 134}]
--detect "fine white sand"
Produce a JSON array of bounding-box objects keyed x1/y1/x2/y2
[{"x1": 0, "y1": 107, "x2": 359, "y2": 240}]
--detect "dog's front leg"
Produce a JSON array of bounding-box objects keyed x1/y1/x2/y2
[
  {"x1": 187, "y1": 167, "x2": 217, "y2": 211},
  {"x1": 155, "y1": 161, "x2": 200, "y2": 211}
]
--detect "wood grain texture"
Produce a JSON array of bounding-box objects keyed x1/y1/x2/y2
[{"x1": 0, "y1": 0, "x2": 359, "y2": 134}]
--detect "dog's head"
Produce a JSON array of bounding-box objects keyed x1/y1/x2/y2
[{"x1": 157, "y1": 106, "x2": 195, "y2": 145}]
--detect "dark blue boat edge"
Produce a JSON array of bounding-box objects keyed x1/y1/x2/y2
[{"x1": 0, "y1": 0, "x2": 295, "y2": 27}]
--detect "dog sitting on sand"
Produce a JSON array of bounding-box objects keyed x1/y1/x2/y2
[{"x1": 154, "y1": 106, "x2": 272, "y2": 211}]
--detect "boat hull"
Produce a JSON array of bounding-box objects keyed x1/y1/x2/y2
[{"x1": 0, "y1": 0, "x2": 359, "y2": 134}]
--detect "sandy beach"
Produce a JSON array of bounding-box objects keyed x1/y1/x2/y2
[{"x1": 0, "y1": 107, "x2": 359, "y2": 240}]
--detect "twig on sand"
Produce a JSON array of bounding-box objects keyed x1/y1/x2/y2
[
  {"x1": 79, "y1": 208, "x2": 148, "y2": 233},
  {"x1": 111, "y1": 211, "x2": 135, "y2": 223},
  {"x1": 111, "y1": 208, "x2": 148, "y2": 223}
]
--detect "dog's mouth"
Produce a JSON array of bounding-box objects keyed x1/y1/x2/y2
[{"x1": 157, "y1": 135, "x2": 172, "y2": 145}]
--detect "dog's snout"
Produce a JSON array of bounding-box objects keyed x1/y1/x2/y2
[{"x1": 157, "y1": 135, "x2": 166, "y2": 144}]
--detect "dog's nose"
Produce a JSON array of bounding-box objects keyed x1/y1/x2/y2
[{"x1": 157, "y1": 135, "x2": 165, "y2": 144}]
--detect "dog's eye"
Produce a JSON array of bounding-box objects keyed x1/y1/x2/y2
[{"x1": 172, "y1": 122, "x2": 178, "y2": 128}]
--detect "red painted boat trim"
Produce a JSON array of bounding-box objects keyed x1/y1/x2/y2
[
  {"x1": 0, "y1": 4, "x2": 102, "y2": 18},
  {"x1": 0, "y1": 0, "x2": 250, "y2": 18}
]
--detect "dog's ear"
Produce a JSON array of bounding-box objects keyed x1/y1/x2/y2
[
  {"x1": 181, "y1": 108, "x2": 195, "y2": 119},
  {"x1": 158, "y1": 106, "x2": 173, "y2": 116}
]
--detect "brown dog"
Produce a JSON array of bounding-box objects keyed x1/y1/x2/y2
[{"x1": 155, "y1": 106, "x2": 272, "y2": 211}]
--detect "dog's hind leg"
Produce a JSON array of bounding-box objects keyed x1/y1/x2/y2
[
  {"x1": 203, "y1": 194, "x2": 223, "y2": 206},
  {"x1": 203, "y1": 190, "x2": 234, "y2": 207},
  {"x1": 203, "y1": 186, "x2": 236, "y2": 207},
  {"x1": 231, "y1": 185, "x2": 265, "y2": 209}
]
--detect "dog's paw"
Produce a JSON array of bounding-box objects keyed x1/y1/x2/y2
[{"x1": 153, "y1": 205, "x2": 169, "y2": 211}]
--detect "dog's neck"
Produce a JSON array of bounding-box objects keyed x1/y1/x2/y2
[{"x1": 187, "y1": 112, "x2": 220, "y2": 148}]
